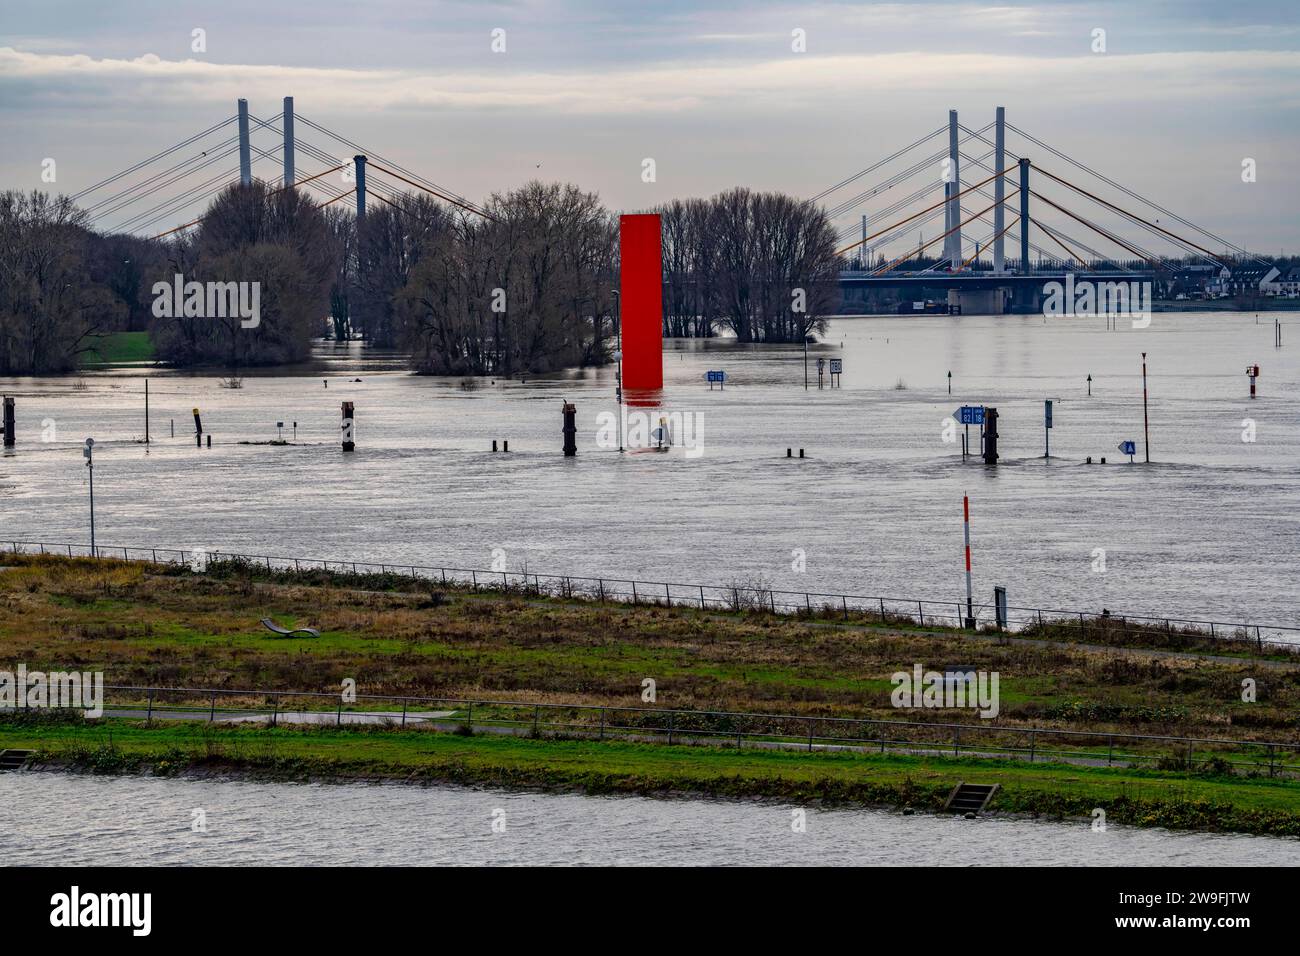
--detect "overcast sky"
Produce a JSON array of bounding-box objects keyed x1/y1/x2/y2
[{"x1": 3, "y1": 0, "x2": 1298, "y2": 255}]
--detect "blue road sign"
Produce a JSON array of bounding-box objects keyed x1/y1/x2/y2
[
  {"x1": 705, "y1": 370, "x2": 726, "y2": 383},
  {"x1": 1118, "y1": 440, "x2": 1136, "y2": 455},
  {"x1": 829, "y1": 359, "x2": 843, "y2": 374},
  {"x1": 956, "y1": 405, "x2": 984, "y2": 426},
  {"x1": 1044, "y1": 400, "x2": 1053, "y2": 428}
]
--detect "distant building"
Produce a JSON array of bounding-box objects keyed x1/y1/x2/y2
[
  {"x1": 1266, "y1": 266, "x2": 1300, "y2": 297},
  {"x1": 1216, "y1": 264, "x2": 1281, "y2": 297}
]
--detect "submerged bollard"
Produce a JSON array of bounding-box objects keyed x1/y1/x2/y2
[
  {"x1": 503, "y1": 440, "x2": 509, "y2": 452},
  {"x1": 206, "y1": 434, "x2": 211, "y2": 448},
  {"x1": 786, "y1": 448, "x2": 792, "y2": 458},
  {"x1": 2, "y1": 395, "x2": 14, "y2": 448},
  {"x1": 799, "y1": 448, "x2": 805, "y2": 458},
  {"x1": 341, "y1": 401, "x2": 355, "y2": 452},
  {"x1": 982, "y1": 407, "x2": 999, "y2": 465},
  {"x1": 562, "y1": 402, "x2": 577, "y2": 456},
  {"x1": 492, "y1": 440, "x2": 498, "y2": 453}
]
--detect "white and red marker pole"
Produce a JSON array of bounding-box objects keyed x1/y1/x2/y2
[{"x1": 963, "y1": 492, "x2": 975, "y2": 629}]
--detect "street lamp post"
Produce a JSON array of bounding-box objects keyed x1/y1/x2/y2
[
  {"x1": 1141, "y1": 352, "x2": 1150, "y2": 463},
  {"x1": 84, "y1": 438, "x2": 96, "y2": 555},
  {"x1": 611, "y1": 290, "x2": 623, "y2": 452}
]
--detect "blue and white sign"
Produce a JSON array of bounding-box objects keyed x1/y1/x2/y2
[
  {"x1": 1118, "y1": 440, "x2": 1136, "y2": 455},
  {"x1": 829, "y1": 359, "x2": 843, "y2": 374},
  {"x1": 705, "y1": 370, "x2": 727, "y2": 383},
  {"x1": 956, "y1": 405, "x2": 984, "y2": 426},
  {"x1": 1044, "y1": 400, "x2": 1053, "y2": 428}
]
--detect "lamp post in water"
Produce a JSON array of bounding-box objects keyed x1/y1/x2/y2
[
  {"x1": 1141, "y1": 352, "x2": 1150, "y2": 463},
  {"x1": 611, "y1": 289, "x2": 624, "y2": 453},
  {"x1": 84, "y1": 438, "x2": 96, "y2": 555}
]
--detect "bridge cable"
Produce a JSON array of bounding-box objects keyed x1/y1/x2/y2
[{"x1": 70, "y1": 115, "x2": 238, "y2": 202}]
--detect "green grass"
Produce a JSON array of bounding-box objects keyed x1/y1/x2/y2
[
  {"x1": 83, "y1": 331, "x2": 154, "y2": 365},
  {"x1": 4, "y1": 717, "x2": 1298, "y2": 837}
]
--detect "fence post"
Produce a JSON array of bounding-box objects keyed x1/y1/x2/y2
[
  {"x1": 467, "y1": 703, "x2": 473, "y2": 731},
  {"x1": 270, "y1": 696, "x2": 278, "y2": 728},
  {"x1": 954, "y1": 725, "x2": 960, "y2": 756},
  {"x1": 918, "y1": 602, "x2": 924, "y2": 627},
  {"x1": 146, "y1": 690, "x2": 154, "y2": 725},
  {"x1": 210, "y1": 694, "x2": 216, "y2": 723},
  {"x1": 842, "y1": 596, "x2": 848, "y2": 621},
  {"x1": 807, "y1": 718, "x2": 814, "y2": 752},
  {"x1": 665, "y1": 583, "x2": 671, "y2": 607},
  {"x1": 401, "y1": 698, "x2": 408, "y2": 728},
  {"x1": 1107, "y1": 735, "x2": 1113, "y2": 766},
  {"x1": 667, "y1": 711, "x2": 674, "y2": 745},
  {"x1": 337, "y1": 699, "x2": 342, "y2": 726},
  {"x1": 700, "y1": 586, "x2": 705, "y2": 609},
  {"x1": 1029, "y1": 730, "x2": 1036, "y2": 763},
  {"x1": 599, "y1": 708, "x2": 605, "y2": 740},
  {"x1": 632, "y1": 582, "x2": 638, "y2": 605},
  {"x1": 533, "y1": 705, "x2": 540, "y2": 735}
]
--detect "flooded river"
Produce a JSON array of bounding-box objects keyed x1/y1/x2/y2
[
  {"x1": 1, "y1": 311, "x2": 1296, "y2": 626},
  {"x1": 2, "y1": 772, "x2": 1296, "y2": 866}
]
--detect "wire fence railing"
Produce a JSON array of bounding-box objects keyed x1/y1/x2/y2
[
  {"x1": 4, "y1": 538, "x2": 1298, "y2": 651},
  {"x1": 51, "y1": 684, "x2": 1300, "y2": 778}
]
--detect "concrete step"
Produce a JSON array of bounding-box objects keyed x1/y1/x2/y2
[
  {"x1": 0, "y1": 749, "x2": 34, "y2": 771},
  {"x1": 942, "y1": 782, "x2": 999, "y2": 815}
]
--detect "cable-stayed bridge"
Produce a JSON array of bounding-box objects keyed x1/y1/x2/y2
[{"x1": 70, "y1": 99, "x2": 1268, "y2": 315}]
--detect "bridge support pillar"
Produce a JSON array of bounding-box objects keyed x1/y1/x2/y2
[
  {"x1": 237, "y1": 98, "x2": 251, "y2": 186},
  {"x1": 994, "y1": 106, "x2": 1006, "y2": 273},
  {"x1": 947, "y1": 289, "x2": 1008, "y2": 315},
  {"x1": 354, "y1": 155, "x2": 367, "y2": 222},
  {"x1": 948, "y1": 109, "x2": 961, "y2": 271},
  {"x1": 283, "y1": 96, "x2": 295, "y2": 187},
  {"x1": 1019, "y1": 158, "x2": 1031, "y2": 273}
]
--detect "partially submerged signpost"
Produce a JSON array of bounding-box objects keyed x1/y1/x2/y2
[{"x1": 955, "y1": 405, "x2": 983, "y2": 460}]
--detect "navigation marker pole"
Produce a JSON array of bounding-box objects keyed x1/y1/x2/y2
[
  {"x1": 963, "y1": 493, "x2": 975, "y2": 629},
  {"x1": 1141, "y1": 352, "x2": 1150, "y2": 463},
  {"x1": 84, "y1": 438, "x2": 96, "y2": 555}
]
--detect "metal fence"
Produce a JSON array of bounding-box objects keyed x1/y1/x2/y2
[
  {"x1": 4, "y1": 538, "x2": 1298, "y2": 649},
  {"x1": 75, "y1": 684, "x2": 1300, "y2": 777}
]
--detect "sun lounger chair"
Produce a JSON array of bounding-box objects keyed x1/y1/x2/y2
[{"x1": 260, "y1": 618, "x2": 321, "y2": 638}]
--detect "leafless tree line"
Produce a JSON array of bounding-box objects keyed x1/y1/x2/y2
[
  {"x1": 2, "y1": 180, "x2": 839, "y2": 376},
  {"x1": 657, "y1": 188, "x2": 841, "y2": 342}
]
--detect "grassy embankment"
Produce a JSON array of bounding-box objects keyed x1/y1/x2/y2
[
  {"x1": 1, "y1": 554, "x2": 1297, "y2": 835},
  {"x1": 82, "y1": 331, "x2": 154, "y2": 365}
]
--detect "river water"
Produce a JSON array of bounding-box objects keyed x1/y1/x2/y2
[
  {"x1": 1, "y1": 311, "x2": 1296, "y2": 626},
  {"x1": 2, "y1": 772, "x2": 1296, "y2": 866}
]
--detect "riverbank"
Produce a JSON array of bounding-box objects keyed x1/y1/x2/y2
[
  {"x1": 3, "y1": 716, "x2": 1298, "y2": 837},
  {"x1": 2, "y1": 554, "x2": 1298, "y2": 835}
]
